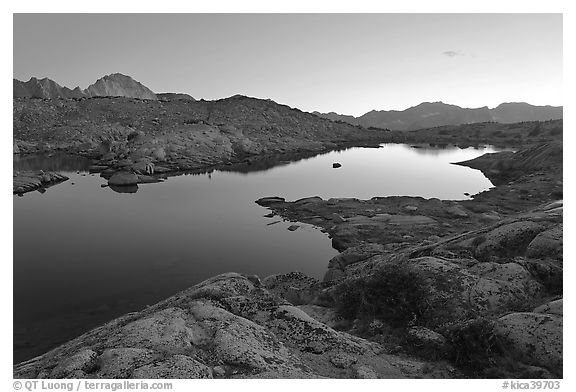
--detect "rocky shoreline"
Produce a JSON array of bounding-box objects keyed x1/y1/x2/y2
[
  {"x1": 13, "y1": 97, "x2": 561, "y2": 194},
  {"x1": 13, "y1": 171, "x2": 69, "y2": 195}
]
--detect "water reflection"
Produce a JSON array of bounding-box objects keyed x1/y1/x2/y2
[
  {"x1": 13, "y1": 143, "x2": 502, "y2": 363},
  {"x1": 408, "y1": 143, "x2": 458, "y2": 156},
  {"x1": 13, "y1": 153, "x2": 91, "y2": 173},
  {"x1": 109, "y1": 184, "x2": 139, "y2": 194},
  {"x1": 218, "y1": 150, "x2": 329, "y2": 174},
  {"x1": 218, "y1": 146, "x2": 380, "y2": 174}
]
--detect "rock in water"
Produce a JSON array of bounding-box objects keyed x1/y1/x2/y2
[
  {"x1": 256, "y1": 196, "x2": 286, "y2": 206},
  {"x1": 333, "y1": 162, "x2": 342, "y2": 168},
  {"x1": 13, "y1": 171, "x2": 68, "y2": 194},
  {"x1": 108, "y1": 172, "x2": 139, "y2": 186}
]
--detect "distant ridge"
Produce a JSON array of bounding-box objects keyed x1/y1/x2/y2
[
  {"x1": 157, "y1": 93, "x2": 196, "y2": 101},
  {"x1": 13, "y1": 73, "x2": 158, "y2": 100},
  {"x1": 13, "y1": 77, "x2": 84, "y2": 100},
  {"x1": 314, "y1": 101, "x2": 563, "y2": 130},
  {"x1": 14, "y1": 74, "x2": 561, "y2": 129}
]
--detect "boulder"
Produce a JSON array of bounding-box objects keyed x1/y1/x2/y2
[
  {"x1": 48, "y1": 349, "x2": 98, "y2": 378},
  {"x1": 324, "y1": 243, "x2": 386, "y2": 282},
  {"x1": 468, "y1": 262, "x2": 541, "y2": 294},
  {"x1": 533, "y1": 299, "x2": 562, "y2": 316},
  {"x1": 263, "y1": 272, "x2": 320, "y2": 305},
  {"x1": 474, "y1": 221, "x2": 545, "y2": 262},
  {"x1": 108, "y1": 172, "x2": 139, "y2": 186},
  {"x1": 526, "y1": 225, "x2": 562, "y2": 260},
  {"x1": 352, "y1": 364, "x2": 378, "y2": 379},
  {"x1": 329, "y1": 353, "x2": 358, "y2": 369},
  {"x1": 406, "y1": 257, "x2": 543, "y2": 323},
  {"x1": 493, "y1": 312, "x2": 562, "y2": 376},
  {"x1": 406, "y1": 326, "x2": 447, "y2": 356}
]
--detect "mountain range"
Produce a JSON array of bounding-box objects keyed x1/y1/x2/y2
[
  {"x1": 14, "y1": 74, "x2": 562, "y2": 129},
  {"x1": 13, "y1": 73, "x2": 158, "y2": 100},
  {"x1": 313, "y1": 102, "x2": 562, "y2": 130}
]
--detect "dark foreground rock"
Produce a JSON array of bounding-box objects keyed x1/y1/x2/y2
[
  {"x1": 494, "y1": 307, "x2": 562, "y2": 376},
  {"x1": 14, "y1": 273, "x2": 454, "y2": 379}
]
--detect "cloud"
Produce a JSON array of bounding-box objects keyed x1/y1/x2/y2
[{"x1": 442, "y1": 50, "x2": 464, "y2": 58}]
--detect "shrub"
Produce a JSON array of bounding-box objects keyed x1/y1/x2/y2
[
  {"x1": 332, "y1": 263, "x2": 430, "y2": 329},
  {"x1": 445, "y1": 317, "x2": 502, "y2": 372},
  {"x1": 444, "y1": 317, "x2": 554, "y2": 377}
]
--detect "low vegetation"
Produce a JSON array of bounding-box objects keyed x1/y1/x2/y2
[{"x1": 332, "y1": 263, "x2": 429, "y2": 329}]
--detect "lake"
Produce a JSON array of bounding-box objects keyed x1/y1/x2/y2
[{"x1": 13, "y1": 143, "x2": 501, "y2": 362}]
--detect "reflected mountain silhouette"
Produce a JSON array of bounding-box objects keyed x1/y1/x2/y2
[
  {"x1": 408, "y1": 143, "x2": 459, "y2": 156},
  {"x1": 218, "y1": 147, "x2": 370, "y2": 174},
  {"x1": 14, "y1": 153, "x2": 91, "y2": 172}
]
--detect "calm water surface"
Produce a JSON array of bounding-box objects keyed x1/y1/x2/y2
[{"x1": 13, "y1": 143, "x2": 500, "y2": 361}]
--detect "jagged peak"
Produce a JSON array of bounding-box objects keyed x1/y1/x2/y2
[{"x1": 97, "y1": 73, "x2": 136, "y2": 81}]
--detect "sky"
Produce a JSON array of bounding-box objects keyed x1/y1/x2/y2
[{"x1": 13, "y1": 13, "x2": 562, "y2": 116}]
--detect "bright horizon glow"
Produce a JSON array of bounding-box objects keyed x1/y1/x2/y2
[{"x1": 13, "y1": 14, "x2": 562, "y2": 116}]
